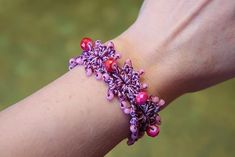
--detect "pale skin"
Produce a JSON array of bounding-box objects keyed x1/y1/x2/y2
[{"x1": 0, "y1": 0, "x2": 235, "y2": 156}]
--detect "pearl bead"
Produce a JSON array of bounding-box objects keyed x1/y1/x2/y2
[
  {"x1": 146, "y1": 125, "x2": 160, "y2": 137},
  {"x1": 136, "y1": 91, "x2": 148, "y2": 105},
  {"x1": 104, "y1": 58, "x2": 116, "y2": 72},
  {"x1": 80, "y1": 37, "x2": 93, "y2": 51}
]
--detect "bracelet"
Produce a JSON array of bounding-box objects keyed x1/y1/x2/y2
[{"x1": 68, "y1": 37, "x2": 165, "y2": 145}]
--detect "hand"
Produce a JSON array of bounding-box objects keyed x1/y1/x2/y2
[{"x1": 113, "y1": 0, "x2": 235, "y2": 103}]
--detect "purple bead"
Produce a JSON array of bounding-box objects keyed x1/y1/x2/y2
[
  {"x1": 127, "y1": 139, "x2": 135, "y2": 145},
  {"x1": 131, "y1": 133, "x2": 138, "y2": 140},
  {"x1": 123, "y1": 108, "x2": 131, "y2": 114},
  {"x1": 130, "y1": 118, "x2": 137, "y2": 125},
  {"x1": 114, "y1": 53, "x2": 121, "y2": 59},
  {"x1": 68, "y1": 65, "x2": 74, "y2": 70}
]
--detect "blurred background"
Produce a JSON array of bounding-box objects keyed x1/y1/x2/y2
[{"x1": 0, "y1": 0, "x2": 235, "y2": 156}]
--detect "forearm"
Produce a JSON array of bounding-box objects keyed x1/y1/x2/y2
[{"x1": 0, "y1": 66, "x2": 129, "y2": 157}]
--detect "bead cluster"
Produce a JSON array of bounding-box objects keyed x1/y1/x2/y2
[{"x1": 68, "y1": 37, "x2": 165, "y2": 145}]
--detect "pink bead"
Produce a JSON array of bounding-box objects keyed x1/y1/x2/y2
[
  {"x1": 120, "y1": 101, "x2": 129, "y2": 109},
  {"x1": 155, "y1": 115, "x2": 161, "y2": 125},
  {"x1": 114, "y1": 53, "x2": 121, "y2": 59},
  {"x1": 136, "y1": 91, "x2": 148, "y2": 105},
  {"x1": 75, "y1": 57, "x2": 83, "y2": 65},
  {"x1": 139, "y1": 69, "x2": 144, "y2": 75},
  {"x1": 106, "y1": 91, "x2": 114, "y2": 101},
  {"x1": 152, "y1": 96, "x2": 159, "y2": 103},
  {"x1": 158, "y1": 99, "x2": 165, "y2": 107},
  {"x1": 95, "y1": 72, "x2": 102, "y2": 80},
  {"x1": 86, "y1": 68, "x2": 92, "y2": 76},
  {"x1": 146, "y1": 125, "x2": 160, "y2": 137},
  {"x1": 107, "y1": 41, "x2": 114, "y2": 48},
  {"x1": 69, "y1": 58, "x2": 75, "y2": 64},
  {"x1": 141, "y1": 83, "x2": 148, "y2": 89},
  {"x1": 102, "y1": 73, "x2": 110, "y2": 81},
  {"x1": 125, "y1": 59, "x2": 132, "y2": 66}
]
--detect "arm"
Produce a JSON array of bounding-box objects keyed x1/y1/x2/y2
[{"x1": 1, "y1": 0, "x2": 235, "y2": 156}]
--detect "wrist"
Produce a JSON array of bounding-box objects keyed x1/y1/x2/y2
[{"x1": 111, "y1": 35, "x2": 183, "y2": 105}]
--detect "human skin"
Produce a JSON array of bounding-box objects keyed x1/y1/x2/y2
[{"x1": 0, "y1": 0, "x2": 235, "y2": 156}]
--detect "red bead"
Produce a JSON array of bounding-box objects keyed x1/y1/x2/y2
[
  {"x1": 146, "y1": 125, "x2": 160, "y2": 137},
  {"x1": 80, "y1": 37, "x2": 93, "y2": 51},
  {"x1": 136, "y1": 91, "x2": 148, "y2": 105},
  {"x1": 104, "y1": 58, "x2": 116, "y2": 72}
]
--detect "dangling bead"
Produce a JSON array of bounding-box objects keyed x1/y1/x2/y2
[
  {"x1": 136, "y1": 91, "x2": 148, "y2": 105},
  {"x1": 146, "y1": 125, "x2": 160, "y2": 137},
  {"x1": 80, "y1": 37, "x2": 93, "y2": 51},
  {"x1": 104, "y1": 58, "x2": 116, "y2": 72}
]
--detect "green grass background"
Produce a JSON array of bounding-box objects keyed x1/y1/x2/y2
[{"x1": 0, "y1": 0, "x2": 235, "y2": 156}]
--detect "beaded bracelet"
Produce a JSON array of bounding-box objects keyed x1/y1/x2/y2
[{"x1": 68, "y1": 37, "x2": 165, "y2": 145}]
